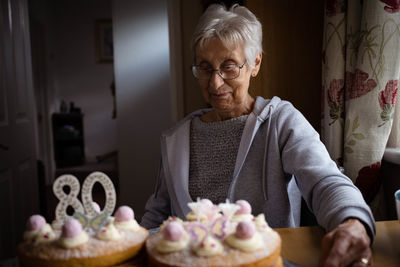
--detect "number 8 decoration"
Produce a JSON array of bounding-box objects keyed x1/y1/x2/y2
[{"x1": 52, "y1": 172, "x2": 116, "y2": 226}]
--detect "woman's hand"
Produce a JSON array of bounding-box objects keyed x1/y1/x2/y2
[{"x1": 319, "y1": 218, "x2": 372, "y2": 267}]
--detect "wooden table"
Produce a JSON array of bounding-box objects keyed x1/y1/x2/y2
[{"x1": 276, "y1": 220, "x2": 400, "y2": 267}]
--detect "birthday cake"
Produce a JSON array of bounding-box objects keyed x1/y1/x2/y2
[
  {"x1": 17, "y1": 172, "x2": 148, "y2": 267},
  {"x1": 146, "y1": 199, "x2": 282, "y2": 267}
]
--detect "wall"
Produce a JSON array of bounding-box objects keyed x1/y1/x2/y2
[
  {"x1": 180, "y1": 0, "x2": 208, "y2": 115},
  {"x1": 247, "y1": 0, "x2": 324, "y2": 131},
  {"x1": 30, "y1": 0, "x2": 117, "y2": 165},
  {"x1": 53, "y1": 0, "x2": 116, "y2": 161},
  {"x1": 112, "y1": 0, "x2": 173, "y2": 218}
]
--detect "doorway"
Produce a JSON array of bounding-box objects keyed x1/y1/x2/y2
[{"x1": 28, "y1": 0, "x2": 119, "y2": 221}]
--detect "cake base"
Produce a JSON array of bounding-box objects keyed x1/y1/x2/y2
[
  {"x1": 145, "y1": 229, "x2": 281, "y2": 267},
  {"x1": 18, "y1": 228, "x2": 148, "y2": 267},
  {"x1": 147, "y1": 255, "x2": 283, "y2": 267}
]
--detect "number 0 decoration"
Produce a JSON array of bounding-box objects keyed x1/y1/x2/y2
[
  {"x1": 52, "y1": 172, "x2": 116, "y2": 225},
  {"x1": 81, "y1": 172, "x2": 116, "y2": 217}
]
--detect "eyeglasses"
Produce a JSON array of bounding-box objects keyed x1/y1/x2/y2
[{"x1": 191, "y1": 61, "x2": 246, "y2": 80}]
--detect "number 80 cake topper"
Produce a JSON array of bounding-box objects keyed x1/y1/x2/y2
[{"x1": 52, "y1": 171, "x2": 116, "y2": 232}]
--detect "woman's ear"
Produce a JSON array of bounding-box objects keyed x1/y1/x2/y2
[{"x1": 251, "y1": 52, "x2": 262, "y2": 77}]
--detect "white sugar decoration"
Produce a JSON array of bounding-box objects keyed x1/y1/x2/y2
[
  {"x1": 187, "y1": 198, "x2": 204, "y2": 222},
  {"x1": 218, "y1": 199, "x2": 240, "y2": 219}
]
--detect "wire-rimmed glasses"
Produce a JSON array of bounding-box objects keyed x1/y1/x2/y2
[{"x1": 192, "y1": 61, "x2": 246, "y2": 80}]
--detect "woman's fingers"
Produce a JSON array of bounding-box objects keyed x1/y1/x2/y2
[
  {"x1": 352, "y1": 250, "x2": 373, "y2": 267},
  {"x1": 319, "y1": 219, "x2": 372, "y2": 267},
  {"x1": 319, "y1": 231, "x2": 334, "y2": 266}
]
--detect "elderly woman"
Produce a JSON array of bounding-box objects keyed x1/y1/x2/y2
[{"x1": 141, "y1": 4, "x2": 375, "y2": 267}]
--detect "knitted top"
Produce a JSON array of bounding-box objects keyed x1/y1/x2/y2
[{"x1": 189, "y1": 115, "x2": 248, "y2": 203}]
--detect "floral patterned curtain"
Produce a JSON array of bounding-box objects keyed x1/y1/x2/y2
[{"x1": 321, "y1": 0, "x2": 400, "y2": 219}]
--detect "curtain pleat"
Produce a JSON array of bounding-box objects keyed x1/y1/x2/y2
[{"x1": 322, "y1": 0, "x2": 400, "y2": 219}]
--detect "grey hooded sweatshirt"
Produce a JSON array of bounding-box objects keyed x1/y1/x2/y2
[{"x1": 140, "y1": 96, "x2": 375, "y2": 238}]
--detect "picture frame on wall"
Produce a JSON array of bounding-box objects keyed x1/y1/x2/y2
[{"x1": 95, "y1": 19, "x2": 113, "y2": 63}]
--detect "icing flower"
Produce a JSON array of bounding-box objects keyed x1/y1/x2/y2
[
  {"x1": 218, "y1": 200, "x2": 240, "y2": 219},
  {"x1": 160, "y1": 216, "x2": 184, "y2": 231},
  {"x1": 194, "y1": 234, "x2": 224, "y2": 257},
  {"x1": 253, "y1": 214, "x2": 270, "y2": 232},
  {"x1": 113, "y1": 205, "x2": 140, "y2": 231},
  {"x1": 156, "y1": 222, "x2": 190, "y2": 253},
  {"x1": 97, "y1": 221, "x2": 121, "y2": 241},
  {"x1": 163, "y1": 221, "x2": 184, "y2": 241},
  {"x1": 23, "y1": 215, "x2": 56, "y2": 243},
  {"x1": 231, "y1": 200, "x2": 254, "y2": 222},
  {"x1": 235, "y1": 200, "x2": 252, "y2": 215},
  {"x1": 26, "y1": 215, "x2": 46, "y2": 231},
  {"x1": 59, "y1": 218, "x2": 89, "y2": 248},
  {"x1": 187, "y1": 198, "x2": 221, "y2": 221},
  {"x1": 226, "y1": 221, "x2": 263, "y2": 252},
  {"x1": 62, "y1": 218, "x2": 84, "y2": 238},
  {"x1": 115, "y1": 205, "x2": 134, "y2": 222},
  {"x1": 235, "y1": 221, "x2": 256, "y2": 239}
]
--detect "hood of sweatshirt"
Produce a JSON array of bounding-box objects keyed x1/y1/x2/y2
[
  {"x1": 227, "y1": 96, "x2": 281, "y2": 201},
  {"x1": 160, "y1": 96, "x2": 282, "y2": 218}
]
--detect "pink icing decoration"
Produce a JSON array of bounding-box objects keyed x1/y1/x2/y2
[
  {"x1": 163, "y1": 222, "x2": 184, "y2": 242},
  {"x1": 92, "y1": 202, "x2": 101, "y2": 213},
  {"x1": 235, "y1": 221, "x2": 256, "y2": 239},
  {"x1": 62, "y1": 219, "x2": 83, "y2": 238},
  {"x1": 26, "y1": 215, "x2": 46, "y2": 231},
  {"x1": 235, "y1": 200, "x2": 252, "y2": 215},
  {"x1": 114, "y1": 205, "x2": 134, "y2": 222}
]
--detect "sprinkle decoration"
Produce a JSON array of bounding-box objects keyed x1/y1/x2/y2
[
  {"x1": 210, "y1": 216, "x2": 228, "y2": 239},
  {"x1": 184, "y1": 223, "x2": 208, "y2": 244}
]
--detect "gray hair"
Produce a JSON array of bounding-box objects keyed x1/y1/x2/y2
[{"x1": 191, "y1": 4, "x2": 263, "y2": 69}]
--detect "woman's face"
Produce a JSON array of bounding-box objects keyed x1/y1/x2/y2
[{"x1": 195, "y1": 38, "x2": 261, "y2": 117}]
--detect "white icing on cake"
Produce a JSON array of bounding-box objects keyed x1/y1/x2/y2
[
  {"x1": 114, "y1": 219, "x2": 141, "y2": 231},
  {"x1": 194, "y1": 235, "x2": 223, "y2": 257},
  {"x1": 160, "y1": 217, "x2": 184, "y2": 232},
  {"x1": 97, "y1": 222, "x2": 121, "y2": 241},
  {"x1": 156, "y1": 231, "x2": 190, "y2": 254},
  {"x1": 23, "y1": 224, "x2": 56, "y2": 244},
  {"x1": 59, "y1": 231, "x2": 89, "y2": 249},
  {"x1": 146, "y1": 228, "x2": 281, "y2": 266},
  {"x1": 19, "y1": 174, "x2": 150, "y2": 267},
  {"x1": 187, "y1": 198, "x2": 221, "y2": 222},
  {"x1": 51, "y1": 220, "x2": 63, "y2": 230},
  {"x1": 231, "y1": 213, "x2": 254, "y2": 222},
  {"x1": 225, "y1": 232, "x2": 264, "y2": 252},
  {"x1": 254, "y1": 214, "x2": 271, "y2": 232},
  {"x1": 218, "y1": 201, "x2": 240, "y2": 219},
  {"x1": 186, "y1": 211, "x2": 209, "y2": 222}
]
